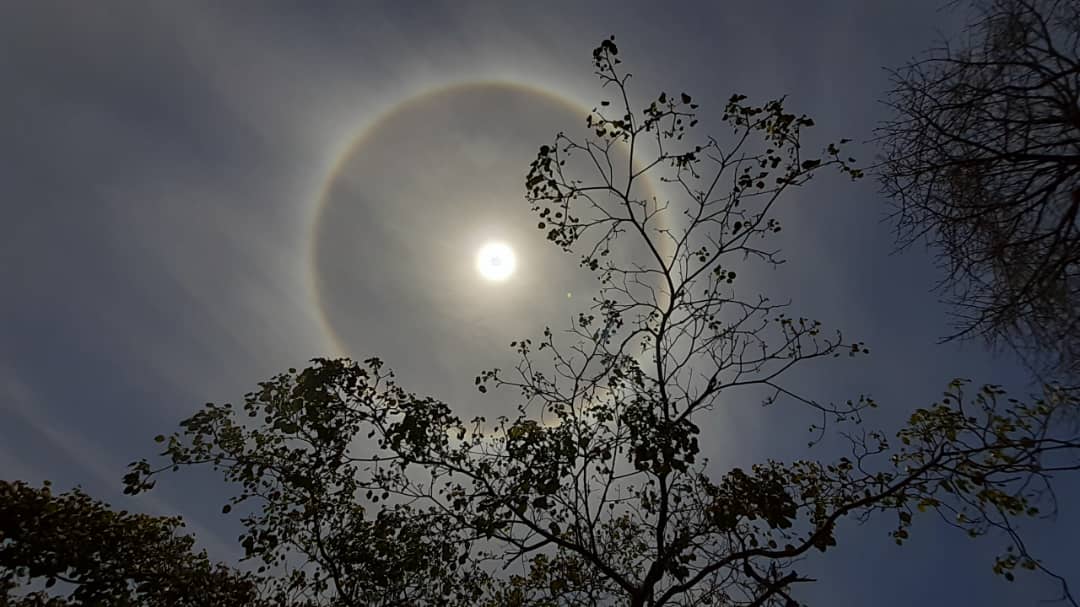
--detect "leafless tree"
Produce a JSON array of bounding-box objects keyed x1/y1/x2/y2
[{"x1": 878, "y1": 0, "x2": 1080, "y2": 389}]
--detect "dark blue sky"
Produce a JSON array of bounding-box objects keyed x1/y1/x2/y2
[{"x1": 1, "y1": 1, "x2": 1076, "y2": 604}]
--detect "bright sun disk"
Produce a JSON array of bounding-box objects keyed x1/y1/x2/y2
[{"x1": 476, "y1": 241, "x2": 516, "y2": 281}]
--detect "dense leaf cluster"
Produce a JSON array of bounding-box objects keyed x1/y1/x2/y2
[{"x1": 0, "y1": 480, "x2": 258, "y2": 606}]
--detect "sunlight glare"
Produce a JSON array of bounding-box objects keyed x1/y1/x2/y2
[{"x1": 476, "y1": 241, "x2": 516, "y2": 281}]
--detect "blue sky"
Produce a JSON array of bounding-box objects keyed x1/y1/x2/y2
[{"x1": 1, "y1": 1, "x2": 1077, "y2": 604}]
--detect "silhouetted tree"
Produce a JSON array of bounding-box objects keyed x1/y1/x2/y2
[
  {"x1": 0, "y1": 479, "x2": 260, "y2": 606},
  {"x1": 122, "y1": 38, "x2": 1080, "y2": 606},
  {"x1": 878, "y1": 0, "x2": 1080, "y2": 388}
]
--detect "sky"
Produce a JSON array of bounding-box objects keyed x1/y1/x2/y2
[{"x1": 1, "y1": 1, "x2": 1077, "y2": 604}]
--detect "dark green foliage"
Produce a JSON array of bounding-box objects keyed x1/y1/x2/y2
[
  {"x1": 0, "y1": 480, "x2": 259, "y2": 606},
  {"x1": 126, "y1": 359, "x2": 485, "y2": 606}
]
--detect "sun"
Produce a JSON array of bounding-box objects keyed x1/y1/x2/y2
[{"x1": 476, "y1": 241, "x2": 516, "y2": 281}]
